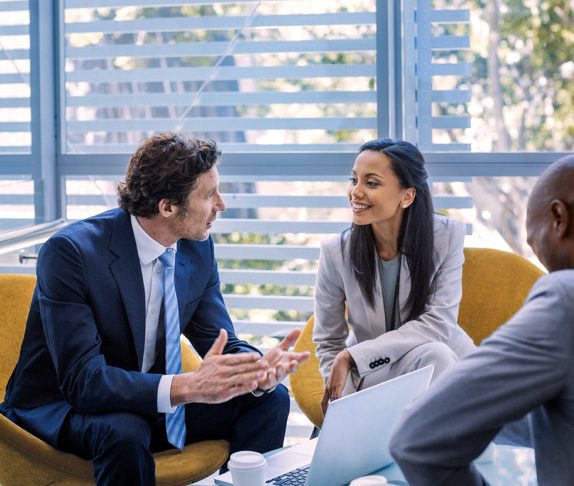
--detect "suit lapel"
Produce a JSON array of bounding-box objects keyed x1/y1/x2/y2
[
  {"x1": 398, "y1": 256, "x2": 411, "y2": 325},
  {"x1": 109, "y1": 210, "x2": 146, "y2": 370}
]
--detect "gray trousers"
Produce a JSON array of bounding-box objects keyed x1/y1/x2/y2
[{"x1": 343, "y1": 341, "x2": 459, "y2": 396}]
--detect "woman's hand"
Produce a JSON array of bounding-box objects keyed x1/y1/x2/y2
[{"x1": 320, "y1": 349, "x2": 355, "y2": 415}]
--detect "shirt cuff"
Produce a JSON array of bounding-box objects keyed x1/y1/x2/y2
[
  {"x1": 251, "y1": 385, "x2": 277, "y2": 397},
  {"x1": 157, "y1": 374, "x2": 177, "y2": 413}
]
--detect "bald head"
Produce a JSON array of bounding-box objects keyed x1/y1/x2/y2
[
  {"x1": 531, "y1": 154, "x2": 574, "y2": 203},
  {"x1": 526, "y1": 154, "x2": 574, "y2": 272}
]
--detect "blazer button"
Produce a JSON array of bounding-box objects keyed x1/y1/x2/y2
[
  {"x1": 369, "y1": 362, "x2": 375, "y2": 369},
  {"x1": 384, "y1": 358, "x2": 390, "y2": 364}
]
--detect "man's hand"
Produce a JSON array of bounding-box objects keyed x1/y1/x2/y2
[
  {"x1": 320, "y1": 349, "x2": 354, "y2": 415},
  {"x1": 170, "y1": 329, "x2": 268, "y2": 405},
  {"x1": 257, "y1": 329, "x2": 310, "y2": 391}
]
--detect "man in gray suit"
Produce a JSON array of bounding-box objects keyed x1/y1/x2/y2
[{"x1": 389, "y1": 154, "x2": 574, "y2": 486}]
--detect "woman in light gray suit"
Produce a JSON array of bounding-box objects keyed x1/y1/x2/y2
[{"x1": 314, "y1": 139, "x2": 475, "y2": 411}]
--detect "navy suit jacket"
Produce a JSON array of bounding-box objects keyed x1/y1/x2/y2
[{"x1": 2, "y1": 208, "x2": 257, "y2": 447}]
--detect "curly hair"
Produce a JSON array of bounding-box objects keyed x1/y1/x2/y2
[{"x1": 118, "y1": 133, "x2": 221, "y2": 217}]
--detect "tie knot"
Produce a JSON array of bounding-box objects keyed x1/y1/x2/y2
[{"x1": 158, "y1": 248, "x2": 176, "y2": 268}]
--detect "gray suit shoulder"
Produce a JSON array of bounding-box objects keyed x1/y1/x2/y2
[
  {"x1": 433, "y1": 213, "x2": 465, "y2": 238},
  {"x1": 532, "y1": 270, "x2": 574, "y2": 307},
  {"x1": 320, "y1": 231, "x2": 348, "y2": 259}
]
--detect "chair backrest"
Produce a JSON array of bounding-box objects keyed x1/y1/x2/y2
[
  {"x1": 0, "y1": 274, "x2": 36, "y2": 402},
  {"x1": 459, "y1": 248, "x2": 544, "y2": 344},
  {"x1": 181, "y1": 335, "x2": 202, "y2": 372},
  {"x1": 0, "y1": 273, "x2": 202, "y2": 402},
  {"x1": 291, "y1": 247, "x2": 545, "y2": 428}
]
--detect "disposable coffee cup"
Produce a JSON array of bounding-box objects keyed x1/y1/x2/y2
[
  {"x1": 227, "y1": 450, "x2": 267, "y2": 486},
  {"x1": 350, "y1": 475, "x2": 388, "y2": 485}
]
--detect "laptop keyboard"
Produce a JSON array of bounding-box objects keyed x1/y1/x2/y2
[{"x1": 266, "y1": 465, "x2": 310, "y2": 485}]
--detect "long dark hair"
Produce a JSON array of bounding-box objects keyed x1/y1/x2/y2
[{"x1": 342, "y1": 139, "x2": 435, "y2": 323}]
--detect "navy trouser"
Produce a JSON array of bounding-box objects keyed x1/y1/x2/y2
[{"x1": 58, "y1": 384, "x2": 290, "y2": 486}]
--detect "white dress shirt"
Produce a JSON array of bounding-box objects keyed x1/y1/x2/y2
[{"x1": 131, "y1": 215, "x2": 177, "y2": 414}]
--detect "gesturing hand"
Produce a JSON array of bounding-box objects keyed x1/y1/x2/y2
[
  {"x1": 257, "y1": 329, "x2": 310, "y2": 391},
  {"x1": 320, "y1": 349, "x2": 354, "y2": 416},
  {"x1": 171, "y1": 329, "x2": 268, "y2": 405}
]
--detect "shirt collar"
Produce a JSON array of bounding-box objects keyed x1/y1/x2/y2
[{"x1": 130, "y1": 214, "x2": 177, "y2": 265}]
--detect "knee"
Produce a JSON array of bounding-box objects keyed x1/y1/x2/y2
[
  {"x1": 415, "y1": 342, "x2": 457, "y2": 379},
  {"x1": 96, "y1": 412, "x2": 152, "y2": 454},
  {"x1": 269, "y1": 384, "x2": 290, "y2": 420}
]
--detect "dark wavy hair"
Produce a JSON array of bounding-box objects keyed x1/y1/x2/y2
[
  {"x1": 118, "y1": 133, "x2": 221, "y2": 217},
  {"x1": 342, "y1": 139, "x2": 435, "y2": 323}
]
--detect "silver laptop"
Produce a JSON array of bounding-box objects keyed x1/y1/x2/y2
[{"x1": 214, "y1": 365, "x2": 434, "y2": 486}]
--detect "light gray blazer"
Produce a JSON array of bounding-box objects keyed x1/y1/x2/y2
[{"x1": 313, "y1": 214, "x2": 475, "y2": 380}]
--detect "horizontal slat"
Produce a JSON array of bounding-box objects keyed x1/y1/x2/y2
[
  {"x1": 222, "y1": 194, "x2": 470, "y2": 209},
  {"x1": 430, "y1": 62, "x2": 472, "y2": 76},
  {"x1": 0, "y1": 73, "x2": 29, "y2": 83},
  {"x1": 431, "y1": 115, "x2": 471, "y2": 129},
  {"x1": 66, "y1": 90, "x2": 376, "y2": 108},
  {"x1": 430, "y1": 35, "x2": 470, "y2": 51},
  {"x1": 434, "y1": 195, "x2": 472, "y2": 209},
  {"x1": 0, "y1": 122, "x2": 31, "y2": 132},
  {"x1": 65, "y1": 64, "x2": 376, "y2": 82},
  {"x1": 431, "y1": 143, "x2": 472, "y2": 151},
  {"x1": 66, "y1": 12, "x2": 375, "y2": 34},
  {"x1": 0, "y1": 98, "x2": 30, "y2": 108},
  {"x1": 429, "y1": 9, "x2": 469, "y2": 23},
  {"x1": 431, "y1": 89, "x2": 471, "y2": 103},
  {"x1": 222, "y1": 194, "x2": 347, "y2": 208},
  {"x1": 0, "y1": 1, "x2": 28, "y2": 12},
  {"x1": 0, "y1": 195, "x2": 33, "y2": 204},
  {"x1": 215, "y1": 244, "x2": 320, "y2": 260},
  {"x1": 66, "y1": 117, "x2": 375, "y2": 132},
  {"x1": 0, "y1": 49, "x2": 29, "y2": 61},
  {"x1": 212, "y1": 218, "x2": 348, "y2": 234},
  {"x1": 0, "y1": 24, "x2": 28, "y2": 35},
  {"x1": 0, "y1": 146, "x2": 30, "y2": 153},
  {"x1": 67, "y1": 143, "x2": 361, "y2": 153},
  {"x1": 4, "y1": 193, "x2": 472, "y2": 211},
  {"x1": 67, "y1": 39, "x2": 375, "y2": 59},
  {"x1": 223, "y1": 294, "x2": 314, "y2": 311},
  {"x1": 4, "y1": 193, "x2": 472, "y2": 210},
  {"x1": 220, "y1": 269, "x2": 316, "y2": 286},
  {"x1": 233, "y1": 320, "x2": 306, "y2": 336},
  {"x1": 66, "y1": 0, "x2": 296, "y2": 7},
  {"x1": 429, "y1": 176, "x2": 473, "y2": 183}
]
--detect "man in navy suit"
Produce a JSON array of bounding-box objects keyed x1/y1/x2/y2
[{"x1": 1, "y1": 133, "x2": 309, "y2": 485}]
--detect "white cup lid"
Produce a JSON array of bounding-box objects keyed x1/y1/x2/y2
[
  {"x1": 228, "y1": 451, "x2": 267, "y2": 470},
  {"x1": 349, "y1": 475, "x2": 388, "y2": 485}
]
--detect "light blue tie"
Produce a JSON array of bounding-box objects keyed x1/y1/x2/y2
[{"x1": 159, "y1": 248, "x2": 186, "y2": 451}]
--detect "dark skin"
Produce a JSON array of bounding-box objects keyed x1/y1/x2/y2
[{"x1": 526, "y1": 154, "x2": 574, "y2": 273}]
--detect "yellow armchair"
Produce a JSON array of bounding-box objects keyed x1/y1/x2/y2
[
  {"x1": 0, "y1": 274, "x2": 229, "y2": 486},
  {"x1": 291, "y1": 247, "x2": 545, "y2": 429}
]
